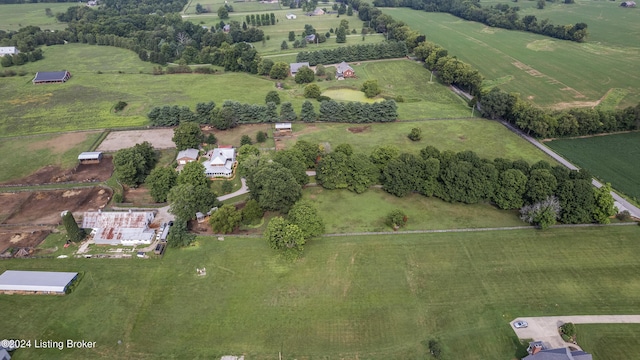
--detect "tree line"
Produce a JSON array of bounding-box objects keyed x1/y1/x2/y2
[
  {"x1": 314, "y1": 143, "x2": 616, "y2": 226},
  {"x1": 480, "y1": 87, "x2": 640, "y2": 138},
  {"x1": 296, "y1": 41, "x2": 408, "y2": 66},
  {"x1": 148, "y1": 98, "x2": 398, "y2": 129},
  {"x1": 370, "y1": 0, "x2": 588, "y2": 42}
]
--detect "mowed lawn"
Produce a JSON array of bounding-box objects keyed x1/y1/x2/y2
[
  {"x1": 578, "y1": 324, "x2": 640, "y2": 359},
  {"x1": 545, "y1": 132, "x2": 640, "y2": 200},
  {"x1": 0, "y1": 131, "x2": 103, "y2": 183},
  {"x1": 283, "y1": 120, "x2": 557, "y2": 162},
  {"x1": 305, "y1": 187, "x2": 525, "y2": 233},
  {"x1": 383, "y1": 8, "x2": 640, "y2": 108},
  {"x1": 2, "y1": 226, "x2": 640, "y2": 359},
  {"x1": 0, "y1": 3, "x2": 71, "y2": 31}
]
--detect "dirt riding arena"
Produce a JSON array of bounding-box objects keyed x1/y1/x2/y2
[
  {"x1": 0, "y1": 157, "x2": 114, "y2": 186},
  {"x1": 0, "y1": 187, "x2": 111, "y2": 252},
  {"x1": 97, "y1": 129, "x2": 175, "y2": 152}
]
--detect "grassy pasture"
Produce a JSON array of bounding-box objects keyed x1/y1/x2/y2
[
  {"x1": 0, "y1": 3, "x2": 71, "y2": 31},
  {"x1": 0, "y1": 48, "x2": 474, "y2": 137},
  {"x1": 284, "y1": 120, "x2": 557, "y2": 163},
  {"x1": 383, "y1": 8, "x2": 640, "y2": 108},
  {"x1": 305, "y1": 186, "x2": 525, "y2": 233},
  {"x1": 2, "y1": 226, "x2": 640, "y2": 359},
  {"x1": 545, "y1": 132, "x2": 640, "y2": 200},
  {"x1": 0, "y1": 131, "x2": 103, "y2": 183}
]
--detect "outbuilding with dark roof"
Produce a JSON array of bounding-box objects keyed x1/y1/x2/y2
[{"x1": 32, "y1": 70, "x2": 72, "y2": 84}]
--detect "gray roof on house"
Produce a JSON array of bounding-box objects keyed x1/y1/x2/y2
[
  {"x1": 0, "y1": 270, "x2": 78, "y2": 293},
  {"x1": 305, "y1": 34, "x2": 316, "y2": 42},
  {"x1": 203, "y1": 147, "x2": 236, "y2": 176},
  {"x1": 336, "y1": 61, "x2": 353, "y2": 74},
  {"x1": 177, "y1": 148, "x2": 199, "y2": 160},
  {"x1": 33, "y1": 71, "x2": 70, "y2": 82},
  {"x1": 290, "y1": 62, "x2": 310, "y2": 74},
  {"x1": 0, "y1": 348, "x2": 10, "y2": 360},
  {"x1": 78, "y1": 151, "x2": 102, "y2": 160},
  {"x1": 523, "y1": 348, "x2": 592, "y2": 360}
]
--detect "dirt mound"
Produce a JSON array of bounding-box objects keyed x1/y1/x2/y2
[{"x1": 347, "y1": 125, "x2": 371, "y2": 133}]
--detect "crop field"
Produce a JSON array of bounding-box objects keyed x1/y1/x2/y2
[
  {"x1": 383, "y1": 7, "x2": 640, "y2": 108},
  {"x1": 1, "y1": 226, "x2": 640, "y2": 359},
  {"x1": 0, "y1": 131, "x2": 103, "y2": 183},
  {"x1": 0, "y1": 3, "x2": 71, "y2": 31},
  {"x1": 545, "y1": 132, "x2": 640, "y2": 200},
  {"x1": 283, "y1": 120, "x2": 557, "y2": 163},
  {"x1": 304, "y1": 186, "x2": 525, "y2": 233}
]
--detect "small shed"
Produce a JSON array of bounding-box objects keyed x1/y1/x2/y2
[
  {"x1": 275, "y1": 123, "x2": 292, "y2": 131},
  {"x1": 305, "y1": 34, "x2": 316, "y2": 43},
  {"x1": 196, "y1": 212, "x2": 205, "y2": 223},
  {"x1": 0, "y1": 46, "x2": 19, "y2": 56},
  {"x1": 621, "y1": 1, "x2": 636, "y2": 6},
  {"x1": 290, "y1": 62, "x2": 310, "y2": 76},
  {"x1": 286, "y1": 13, "x2": 297, "y2": 19},
  {"x1": 33, "y1": 71, "x2": 72, "y2": 84},
  {"x1": 78, "y1": 151, "x2": 103, "y2": 164}
]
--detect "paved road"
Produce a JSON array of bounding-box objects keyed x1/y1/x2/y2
[
  {"x1": 511, "y1": 315, "x2": 640, "y2": 350},
  {"x1": 498, "y1": 120, "x2": 640, "y2": 218},
  {"x1": 217, "y1": 178, "x2": 248, "y2": 201}
]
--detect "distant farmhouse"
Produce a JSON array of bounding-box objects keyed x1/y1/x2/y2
[
  {"x1": 204, "y1": 146, "x2": 236, "y2": 178},
  {"x1": 86, "y1": 0, "x2": 98, "y2": 6},
  {"x1": 286, "y1": 13, "x2": 297, "y2": 19},
  {"x1": 620, "y1": 1, "x2": 636, "y2": 6},
  {"x1": 309, "y1": 8, "x2": 324, "y2": 16},
  {"x1": 0, "y1": 270, "x2": 79, "y2": 295},
  {"x1": 78, "y1": 151, "x2": 103, "y2": 164},
  {"x1": 33, "y1": 71, "x2": 72, "y2": 84},
  {"x1": 0, "y1": 46, "x2": 18, "y2": 56},
  {"x1": 305, "y1": 34, "x2": 316, "y2": 43},
  {"x1": 176, "y1": 148, "x2": 199, "y2": 165},
  {"x1": 335, "y1": 61, "x2": 355, "y2": 79},
  {"x1": 82, "y1": 211, "x2": 155, "y2": 246},
  {"x1": 223, "y1": 24, "x2": 231, "y2": 33},
  {"x1": 290, "y1": 62, "x2": 310, "y2": 76}
]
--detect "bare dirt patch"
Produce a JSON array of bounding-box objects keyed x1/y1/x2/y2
[
  {"x1": 1, "y1": 157, "x2": 114, "y2": 186},
  {"x1": 28, "y1": 131, "x2": 98, "y2": 153},
  {"x1": 0, "y1": 230, "x2": 50, "y2": 254},
  {"x1": 548, "y1": 100, "x2": 600, "y2": 111},
  {"x1": 123, "y1": 185, "x2": 155, "y2": 205},
  {"x1": 347, "y1": 125, "x2": 371, "y2": 134},
  {"x1": 0, "y1": 192, "x2": 32, "y2": 221},
  {"x1": 97, "y1": 129, "x2": 176, "y2": 151},
  {"x1": 2, "y1": 187, "x2": 111, "y2": 225}
]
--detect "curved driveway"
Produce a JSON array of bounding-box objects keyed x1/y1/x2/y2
[{"x1": 511, "y1": 315, "x2": 640, "y2": 350}]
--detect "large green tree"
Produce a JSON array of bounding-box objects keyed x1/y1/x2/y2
[
  {"x1": 493, "y1": 169, "x2": 528, "y2": 210},
  {"x1": 113, "y1": 142, "x2": 157, "y2": 187},
  {"x1": 361, "y1": 79, "x2": 381, "y2": 98},
  {"x1": 303, "y1": 83, "x2": 321, "y2": 99},
  {"x1": 300, "y1": 100, "x2": 317, "y2": 122},
  {"x1": 269, "y1": 62, "x2": 289, "y2": 79},
  {"x1": 265, "y1": 216, "x2": 306, "y2": 259},
  {"x1": 250, "y1": 162, "x2": 302, "y2": 212},
  {"x1": 292, "y1": 139, "x2": 319, "y2": 168},
  {"x1": 288, "y1": 200, "x2": 325, "y2": 239},
  {"x1": 145, "y1": 167, "x2": 178, "y2": 202},
  {"x1": 316, "y1": 151, "x2": 349, "y2": 190},
  {"x1": 168, "y1": 183, "x2": 220, "y2": 222},
  {"x1": 177, "y1": 161, "x2": 210, "y2": 187},
  {"x1": 280, "y1": 102, "x2": 297, "y2": 122},
  {"x1": 209, "y1": 204, "x2": 242, "y2": 234},
  {"x1": 525, "y1": 169, "x2": 558, "y2": 204},
  {"x1": 272, "y1": 149, "x2": 308, "y2": 186},
  {"x1": 166, "y1": 220, "x2": 196, "y2": 248},
  {"x1": 294, "y1": 66, "x2": 315, "y2": 84},
  {"x1": 62, "y1": 211, "x2": 85, "y2": 243},
  {"x1": 593, "y1": 183, "x2": 617, "y2": 224},
  {"x1": 172, "y1": 122, "x2": 204, "y2": 150},
  {"x1": 347, "y1": 153, "x2": 378, "y2": 194},
  {"x1": 557, "y1": 179, "x2": 595, "y2": 224}
]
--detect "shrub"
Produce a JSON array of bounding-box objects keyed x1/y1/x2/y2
[
  {"x1": 113, "y1": 193, "x2": 123, "y2": 203},
  {"x1": 408, "y1": 127, "x2": 422, "y2": 141},
  {"x1": 193, "y1": 67, "x2": 216, "y2": 74},
  {"x1": 240, "y1": 135, "x2": 253, "y2": 146},
  {"x1": 616, "y1": 210, "x2": 632, "y2": 222},
  {"x1": 256, "y1": 131, "x2": 267, "y2": 143},
  {"x1": 316, "y1": 95, "x2": 331, "y2": 102},
  {"x1": 265, "y1": 90, "x2": 281, "y2": 105},
  {"x1": 561, "y1": 322, "x2": 576, "y2": 337},
  {"x1": 304, "y1": 83, "x2": 321, "y2": 98},
  {"x1": 361, "y1": 79, "x2": 381, "y2": 98},
  {"x1": 114, "y1": 101, "x2": 128, "y2": 112},
  {"x1": 386, "y1": 209, "x2": 408, "y2": 229},
  {"x1": 428, "y1": 339, "x2": 442, "y2": 359},
  {"x1": 395, "y1": 95, "x2": 405, "y2": 102},
  {"x1": 221, "y1": 181, "x2": 233, "y2": 194}
]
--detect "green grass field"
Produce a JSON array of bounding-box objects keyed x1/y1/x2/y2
[
  {"x1": 578, "y1": 324, "x2": 640, "y2": 359},
  {"x1": 0, "y1": 47, "x2": 472, "y2": 137},
  {"x1": 305, "y1": 186, "x2": 524, "y2": 233},
  {"x1": 2, "y1": 225, "x2": 640, "y2": 359},
  {"x1": 284, "y1": 120, "x2": 557, "y2": 163},
  {"x1": 383, "y1": 7, "x2": 640, "y2": 108},
  {"x1": 0, "y1": 3, "x2": 71, "y2": 31},
  {"x1": 545, "y1": 132, "x2": 640, "y2": 201},
  {"x1": 0, "y1": 131, "x2": 103, "y2": 183}
]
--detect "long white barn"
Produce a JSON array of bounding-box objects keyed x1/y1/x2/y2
[{"x1": 0, "y1": 270, "x2": 78, "y2": 295}]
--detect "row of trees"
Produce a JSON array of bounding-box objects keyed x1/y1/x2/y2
[
  {"x1": 371, "y1": 0, "x2": 588, "y2": 42},
  {"x1": 0, "y1": 25, "x2": 68, "y2": 53},
  {"x1": 480, "y1": 87, "x2": 640, "y2": 138},
  {"x1": 318, "y1": 99, "x2": 398, "y2": 123},
  {"x1": 0, "y1": 48, "x2": 43, "y2": 67},
  {"x1": 296, "y1": 41, "x2": 408, "y2": 66},
  {"x1": 314, "y1": 143, "x2": 616, "y2": 226},
  {"x1": 244, "y1": 13, "x2": 276, "y2": 27}
]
